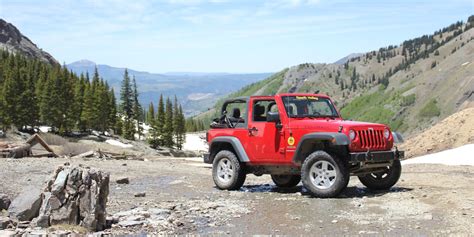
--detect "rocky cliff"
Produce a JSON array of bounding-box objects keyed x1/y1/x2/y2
[{"x1": 0, "y1": 19, "x2": 58, "y2": 65}]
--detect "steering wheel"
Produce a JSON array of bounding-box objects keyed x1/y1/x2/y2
[{"x1": 220, "y1": 112, "x2": 234, "y2": 128}]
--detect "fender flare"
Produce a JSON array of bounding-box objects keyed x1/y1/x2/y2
[
  {"x1": 292, "y1": 132, "x2": 350, "y2": 164},
  {"x1": 209, "y1": 136, "x2": 250, "y2": 163}
]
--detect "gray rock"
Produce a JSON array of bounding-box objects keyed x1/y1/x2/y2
[
  {"x1": 134, "y1": 192, "x2": 146, "y2": 197},
  {"x1": 118, "y1": 220, "x2": 145, "y2": 227},
  {"x1": 116, "y1": 177, "x2": 129, "y2": 184},
  {"x1": 0, "y1": 193, "x2": 11, "y2": 210},
  {"x1": 31, "y1": 214, "x2": 50, "y2": 228},
  {"x1": 51, "y1": 169, "x2": 69, "y2": 195},
  {"x1": 0, "y1": 216, "x2": 11, "y2": 230},
  {"x1": 21, "y1": 165, "x2": 110, "y2": 232},
  {"x1": 0, "y1": 230, "x2": 17, "y2": 236},
  {"x1": 50, "y1": 199, "x2": 79, "y2": 225},
  {"x1": 8, "y1": 187, "x2": 43, "y2": 221}
]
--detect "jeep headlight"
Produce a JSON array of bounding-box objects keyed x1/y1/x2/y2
[
  {"x1": 384, "y1": 128, "x2": 390, "y2": 139},
  {"x1": 349, "y1": 130, "x2": 356, "y2": 140}
]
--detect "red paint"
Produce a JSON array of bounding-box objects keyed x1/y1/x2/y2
[{"x1": 207, "y1": 94, "x2": 393, "y2": 165}]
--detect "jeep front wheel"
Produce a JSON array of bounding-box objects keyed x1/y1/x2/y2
[
  {"x1": 358, "y1": 160, "x2": 401, "y2": 190},
  {"x1": 212, "y1": 150, "x2": 246, "y2": 190},
  {"x1": 271, "y1": 175, "x2": 301, "y2": 188},
  {"x1": 301, "y1": 151, "x2": 349, "y2": 198}
]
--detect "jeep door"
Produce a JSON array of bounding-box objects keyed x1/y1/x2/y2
[{"x1": 245, "y1": 98, "x2": 285, "y2": 163}]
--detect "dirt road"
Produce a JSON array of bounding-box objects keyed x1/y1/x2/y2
[{"x1": 0, "y1": 157, "x2": 473, "y2": 235}]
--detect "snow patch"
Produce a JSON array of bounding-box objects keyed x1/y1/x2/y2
[
  {"x1": 38, "y1": 126, "x2": 52, "y2": 133},
  {"x1": 183, "y1": 133, "x2": 208, "y2": 152},
  {"x1": 106, "y1": 139, "x2": 133, "y2": 148},
  {"x1": 402, "y1": 144, "x2": 474, "y2": 166}
]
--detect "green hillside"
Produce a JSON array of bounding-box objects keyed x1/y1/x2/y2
[{"x1": 193, "y1": 16, "x2": 474, "y2": 136}]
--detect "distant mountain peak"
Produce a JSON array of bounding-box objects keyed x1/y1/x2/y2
[
  {"x1": 69, "y1": 59, "x2": 97, "y2": 67},
  {"x1": 333, "y1": 53, "x2": 363, "y2": 65},
  {"x1": 0, "y1": 18, "x2": 58, "y2": 65}
]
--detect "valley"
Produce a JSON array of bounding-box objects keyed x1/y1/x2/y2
[{"x1": 66, "y1": 60, "x2": 272, "y2": 116}]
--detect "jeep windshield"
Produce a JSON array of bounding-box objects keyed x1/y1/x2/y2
[{"x1": 282, "y1": 96, "x2": 339, "y2": 118}]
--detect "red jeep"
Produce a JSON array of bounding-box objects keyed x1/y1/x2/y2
[{"x1": 204, "y1": 93, "x2": 404, "y2": 198}]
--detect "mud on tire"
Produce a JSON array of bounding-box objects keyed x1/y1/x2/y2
[
  {"x1": 301, "y1": 151, "x2": 349, "y2": 198},
  {"x1": 358, "y1": 160, "x2": 402, "y2": 190},
  {"x1": 271, "y1": 175, "x2": 301, "y2": 188},
  {"x1": 212, "y1": 150, "x2": 246, "y2": 190}
]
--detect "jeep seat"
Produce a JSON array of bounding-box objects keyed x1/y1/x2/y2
[
  {"x1": 229, "y1": 108, "x2": 244, "y2": 124},
  {"x1": 253, "y1": 104, "x2": 266, "y2": 121}
]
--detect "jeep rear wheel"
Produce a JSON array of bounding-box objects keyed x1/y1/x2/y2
[
  {"x1": 301, "y1": 151, "x2": 349, "y2": 198},
  {"x1": 358, "y1": 160, "x2": 401, "y2": 190},
  {"x1": 271, "y1": 175, "x2": 301, "y2": 188},
  {"x1": 212, "y1": 150, "x2": 246, "y2": 190}
]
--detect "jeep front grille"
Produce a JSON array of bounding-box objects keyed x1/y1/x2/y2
[{"x1": 356, "y1": 129, "x2": 386, "y2": 149}]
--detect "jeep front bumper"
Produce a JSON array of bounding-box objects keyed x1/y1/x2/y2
[
  {"x1": 203, "y1": 153, "x2": 211, "y2": 164},
  {"x1": 350, "y1": 149, "x2": 404, "y2": 162}
]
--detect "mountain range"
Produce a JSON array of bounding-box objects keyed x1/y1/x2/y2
[
  {"x1": 0, "y1": 18, "x2": 272, "y2": 116},
  {"x1": 65, "y1": 60, "x2": 271, "y2": 116},
  {"x1": 197, "y1": 16, "x2": 474, "y2": 136}
]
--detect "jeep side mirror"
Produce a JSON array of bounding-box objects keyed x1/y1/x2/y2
[{"x1": 267, "y1": 112, "x2": 280, "y2": 123}]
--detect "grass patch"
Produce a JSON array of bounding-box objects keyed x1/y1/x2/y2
[
  {"x1": 340, "y1": 91, "x2": 395, "y2": 125},
  {"x1": 418, "y1": 99, "x2": 440, "y2": 118},
  {"x1": 400, "y1": 94, "x2": 416, "y2": 106}
]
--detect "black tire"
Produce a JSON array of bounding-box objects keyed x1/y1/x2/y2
[
  {"x1": 271, "y1": 175, "x2": 301, "y2": 188},
  {"x1": 301, "y1": 151, "x2": 349, "y2": 198},
  {"x1": 212, "y1": 150, "x2": 246, "y2": 190},
  {"x1": 358, "y1": 160, "x2": 402, "y2": 190}
]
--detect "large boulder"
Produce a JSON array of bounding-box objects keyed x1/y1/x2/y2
[
  {"x1": 8, "y1": 187, "x2": 42, "y2": 221},
  {"x1": 32, "y1": 165, "x2": 110, "y2": 231},
  {"x1": 0, "y1": 194, "x2": 11, "y2": 210}
]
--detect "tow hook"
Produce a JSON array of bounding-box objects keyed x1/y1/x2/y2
[{"x1": 365, "y1": 149, "x2": 372, "y2": 160}]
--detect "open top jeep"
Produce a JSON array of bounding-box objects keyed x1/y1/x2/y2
[{"x1": 204, "y1": 93, "x2": 404, "y2": 198}]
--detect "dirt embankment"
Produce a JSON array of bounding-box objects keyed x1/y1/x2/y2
[{"x1": 401, "y1": 107, "x2": 474, "y2": 158}]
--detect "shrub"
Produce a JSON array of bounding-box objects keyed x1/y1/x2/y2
[
  {"x1": 418, "y1": 99, "x2": 441, "y2": 118},
  {"x1": 401, "y1": 94, "x2": 416, "y2": 106}
]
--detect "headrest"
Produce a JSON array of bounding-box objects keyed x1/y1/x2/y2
[
  {"x1": 254, "y1": 104, "x2": 265, "y2": 115},
  {"x1": 231, "y1": 108, "x2": 240, "y2": 118}
]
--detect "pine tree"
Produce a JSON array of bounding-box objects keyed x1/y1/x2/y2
[
  {"x1": 81, "y1": 73, "x2": 94, "y2": 131},
  {"x1": 147, "y1": 102, "x2": 160, "y2": 148},
  {"x1": 146, "y1": 102, "x2": 155, "y2": 125},
  {"x1": 163, "y1": 97, "x2": 174, "y2": 147},
  {"x1": 132, "y1": 76, "x2": 143, "y2": 139},
  {"x1": 119, "y1": 69, "x2": 135, "y2": 139},
  {"x1": 156, "y1": 94, "x2": 165, "y2": 145},
  {"x1": 175, "y1": 104, "x2": 186, "y2": 150},
  {"x1": 173, "y1": 96, "x2": 179, "y2": 146},
  {"x1": 108, "y1": 88, "x2": 117, "y2": 132},
  {"x1": 120, "y1": 69, "x2": 133, "y2": 118},
  {"x1": 0, "y1": 49, "x2": 116, "y2": 133}
]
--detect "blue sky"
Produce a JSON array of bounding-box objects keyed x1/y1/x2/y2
[{"x1": 1, "y1": 0, "x2": 472, "y2": 73}]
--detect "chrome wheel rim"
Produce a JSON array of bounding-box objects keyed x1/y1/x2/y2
[
  {"x1": 309, "y1": 160, "x2": 337, "y2": 189},
  {"x1": 217, "y1": 158, "x2": 233, "y2": 184}
]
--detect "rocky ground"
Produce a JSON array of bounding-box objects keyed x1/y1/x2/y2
[
  {"x1": 400, "y1": 107, "x2": 474, "y2": 158},
  {"x1": 0, "y1": 156, "x2": 473, "y2": 235}
]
